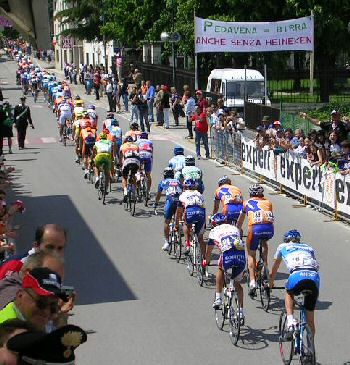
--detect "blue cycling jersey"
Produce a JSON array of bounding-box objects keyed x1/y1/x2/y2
[{"x1": 158, "y1": 178, "x2": 182, "y2": 201}]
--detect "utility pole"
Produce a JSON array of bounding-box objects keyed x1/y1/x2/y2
[{"x1": 171, "y1": 0, "x2": 176, "y2": 88}]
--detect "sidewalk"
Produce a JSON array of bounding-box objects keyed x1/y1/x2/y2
[{"x1": 35, "y1": 59, "x2": 208, "y2": 156}]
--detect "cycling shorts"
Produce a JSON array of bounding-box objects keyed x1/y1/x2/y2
[
  {"x1": 95, "y1": 153, "x2": 112, "y2": 171},
  {"x1": 185, "y1": 206, "x2": 205, "y2": 235},
  {"x1": 59, "y1": 113, "x2": 72, "y2": 125},
  {"x1": 141, "y1": 157, "x2": 152, "y2": 173},
  {"x1": 164, "y1": 199, "x2": 178, "y2": 220},
  {"x1": 246, "y1": 223, "x2": 274, "y2": 251},
  {"x1": 122, "y1": 158, "x2": 140, "y2": 178},
  {"x1": 285, "y1": 270, "x2": 320, "y2": 311},
  {"x1": 218, "y1": 248, "x2": 246, "y2": 278},
  {"x1": 223, "y1": 203, "x2": 243, "y2": 224}
]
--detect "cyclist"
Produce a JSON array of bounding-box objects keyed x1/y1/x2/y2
[
  {"x1": 168, "y1": 146, "x2": 186, "y2": 179},
  {"x1": 208, "y1": 213, "x2": 246, "y2": 320},
  {"x1": 237, "y1": 184, "x2": 274, "y2": 298},
  {"x1": 136, "y1": 132, "x2": 153, "y2": 195},
  {"x1": 87, "y1": 104, "x2": 98, "y2": 129},
  {"x1": 120, "y1": 136, "x2": 140, "y2": 203},
  {"x1": 154, "y1": 167, "x2": 183, "y2": 251},
  {"x1": 269, "y1": 230, "x2": 320, "y2": 338},
  {"x1": 124, "y1": 122, "x2": 141, "y2": 142},
  {"x1": 93, "y1": 132, "x2": 113, "y2": 189},
  {"x1": 81, "y1": 121, "x2": 97, "y2": 179},
  {"x1": 57, "y1": 97, "x2": 73, "y2": 142},
  {"x1": 212, "y1": 176, "x2": 243, "y2": 224},
  {"x1": 102, "y1": 112, "x2": 115, "y2": 129},
  {"x1": 175, "y1": 178, "x2": 206, "y2": 257},
  {"x1": 180, "y1": 155, "x2": 204, "y2": 193},
  {"x1": 107, "y1": 118, "x2": 123, "y2": 156}
]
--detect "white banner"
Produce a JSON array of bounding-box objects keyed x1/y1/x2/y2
[
  {"x1": 241, "y1": 138, "x2": 350, "y2": 217},
  {"x1": 195, "y1": 16, "x2": 314, "y2": 53}
]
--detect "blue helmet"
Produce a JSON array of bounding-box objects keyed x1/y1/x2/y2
[
  {"x1": 283, "y1": 229, "x2": 301, "y2": 243},
  {"x1": 183, "y1": 178, "x2": 197, "y2": 190},
  {"x1": 87, "y1": 104, "x2": 95, "y2": 110},
  {"x1": 174, "y1": 146, "x2": 184, "y2": 156},
  {"x1": 111, "y1": 119, "x2": 119, "y2": 126},
  {"x1": 140, "y1": 132, "x2": 148, "y2": 139},
  {"x1": 210, "y1": 213, "x2": 226, "y2": 227},
  {"x1": 163, "y1": 167, "x2": 174, "y2": 179},
  {"x1": 218, "y1": 175, "x2": 231, "y2": 186}
]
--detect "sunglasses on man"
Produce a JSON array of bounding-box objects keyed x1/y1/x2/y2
[{"x1": 25, "y1": 290, "x2": 59, "y2": 314}]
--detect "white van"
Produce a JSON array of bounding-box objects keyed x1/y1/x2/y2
[{"x1": 206, "y1": 68, "x2": 271, "y2": 110}]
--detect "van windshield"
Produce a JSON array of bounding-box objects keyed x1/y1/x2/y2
[{"x1": 226, "y1": 81, "x2": 264, "y2": 99}]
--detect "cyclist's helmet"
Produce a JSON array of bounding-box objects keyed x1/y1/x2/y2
[
  {"x1": 185, "y1": 155, "x2": 195, "y2": 166},
  {"x1": 140, "y1": 132, "x2": 148, "y2": 139},
  {"x1": 75, "y1": 100, "x2": 83, "y2": 106},
  {"x1": 106, "y1": 112, "x2": 114, "y2": 119},
  {"x1": 163, "y1": 167, "x2": 174, "y2": 179},
  {"x1": 99, "y1": 132, "x2": 107, "y2": 140},
  {"x1": 111, "y1": 119, "x2": 119, "y2": 126},
  {"x1": 124, "y1": 136, "x2": 134, "y2": 143},
  {"x1": 75, "y1": 95, "x2": 81, "y2": 100},
  {"x1": 130, "y1": 122, "x2": 139, "y2": 130},
  {"x1": 183, "y1": 178, "x2": 197, "y2": 190},
  {"x1": 218, "y1": 175, "x2": 231, "y2": 186},
  {"x1": 210, "y1": 213, "x2": 226, "y2": 227},
  {"x1": 249, "y1": 183, "x2": 264, "y2": 197},
  {"x1": 283, "y1": 229, "x2": 301, "y2": 243},
  {"x1": 174, "y1": 146, "x2": 184, "y2": 156},
  {"x1": 87, "y1": 104, "x2": 95, "y2": 110}
]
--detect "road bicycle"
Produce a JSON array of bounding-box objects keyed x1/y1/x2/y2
[
  {"x1": 279, "y1": 290, "x2": 316, "y2": 365},
  {"x1": 247, "y1": 238, "x2": 271, "y2": 311},
  {"x1": 97, "y1": 162, "x2": 108, "y2": 205},
  {"x1": 136, "y1": 167, "x2": 150, "y2": 207},
  {"x1": 215, "y1": 267, "x2": 244, "y2": 346},
  {"x1": 124, "y1": 170, "x2": 137, "y2": 216},
  {"x1": 62, "y1": 120, "x2": 73, "y2": 146},
  {"x1": 168, "y1": 219, "x2": 183, "y2": 263},
  {"x1": 186, "y1": 223, "x2": 204, "y2": 286}
]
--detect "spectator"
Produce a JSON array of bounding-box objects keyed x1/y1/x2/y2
[
  {"x1": 259, "y1": 115, "x2": 271, "y2": 130},
  {"x1": 196, "y1": 90, "x2": 208, "y2": 113},
  {"x1": 13, "y1": 97, "x2": 34, "y2": 150},
  {"x1": 255, "y1": 126, "x2": 268, "y2": 149},
  {"x1": 171, "y1": 87, "x2": 182, "y2": 127},
  {"x1": 93, "y1": 69, "x2": 101, "y2": 101},
  {"x1": 339, "y1": 141, "x2": 350, "y2": 174},
  {"x1": 301, "y1": 110, "x2": 349, "y2": 142},
  {"x1": 161, "y1": 85, "x2": 171, "y2": 129},
  {"x1": 155, "y1": 85, "x2": 164, "y2": 126},
  {"x1": 129, "y1": 86, "x2": 139, "y2": 124},
  {"x1": 120, "y1": 79, "x2": 129, "y2": 112},
  {"x1": 132, "y1": 69, "x2": 143, "y2": 88},
  {"x1": 0, "y1": 268, "x2": 67, "y2": 331},
  {"x1": 84, "y1": 69, "x2": 92, "y2": 95},
  {"x1": 328, "y1": 131, "x2": 341, "y2": 162},
  {"x1": 193, "y1": 111, "x2": 210, "y2": 159},
  {"x1": 146, "y1": 80, "x2": 155, "y2": 124},
  {"x1": 184, "y1": 90, "x2": 196, "y2": 139},
  {"x1": 134, "y1": 88, "x2": 149, "y2": 132},
  {"x1": 106, "y1": 78, "x2": 115, "y2": 112}
]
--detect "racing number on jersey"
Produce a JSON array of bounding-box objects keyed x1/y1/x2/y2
[
  {"x1": 220, "y1": 235, "x2": 244, "y2": 252},
  {"x1": 252, "y1": 210, "x2": 274, "y2": 224}
]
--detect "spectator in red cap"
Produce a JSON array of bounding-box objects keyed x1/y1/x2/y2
[
  {"x1": 196, "y1": 90, "x2": 208, "y2": 114},
  {"x1": 193, "y1": 111, "x2": 210, "y2": 159}
]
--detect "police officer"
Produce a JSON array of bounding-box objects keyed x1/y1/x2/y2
[{"x1": 13, "y1": 97, "x2": 34, "y2": 149}]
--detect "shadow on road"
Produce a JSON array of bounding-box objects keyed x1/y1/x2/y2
[{"x1": 14, "y1": 194, "x2": 137, "y2": 305}]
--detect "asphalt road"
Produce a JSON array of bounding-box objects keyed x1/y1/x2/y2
[{"x1": 1, "y1": 56, "x2": 349, "y2": 365}]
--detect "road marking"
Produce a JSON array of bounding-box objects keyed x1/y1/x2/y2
[{"x1": 40, "y1": 137, "x2": 57, "y2": 143}]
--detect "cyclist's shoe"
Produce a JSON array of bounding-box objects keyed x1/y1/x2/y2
[
  {"x1": 84, "y1": 169, "x2": 89, "y2": 179},
  {"x1": 94, "y1": 176, "x2": 100, "y2": 189},
  {"x1": 212, "y1": 297, "x2": 222, "y2": 310},
  {"x1": 162, "y1": 241, "x2": 170, "y2": 251},
  {"x1": 75, "y1": 157, "x2": 80, "y2": 163},
  {"x1": 201, "y1": 259, "x2": 207, "y2": 268},
  {"x1": 184, "y1": 246, "x2": 190, "y2": 255},
  {"x1": 238, "y1": 309, "x2": 245, "y2": 326},
  {"x1": 123, "y1": 194, "x2": 128, "y2": 203},
  {"x1": 59, "y1": 137, "x2": 62, "y2": 142},
  {"x1": 248, "y1": 286, "x2": 257, "y2": 299}
]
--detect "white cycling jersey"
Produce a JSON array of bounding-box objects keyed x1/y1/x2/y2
[
  {"x1": 182, "y1": 166, "x2": 202, "y2": 181},
  {"x1": 274, "y1": 242, "x2": 319, "y2": 273},
  {"x1": 169, "y1": 155, "x2": 186, "y2": 172},
  {"x1": 179, "y1": 190, "x2": 205, "y2": 208},
  {"x1": 209, "y1": 224, "x2": 245, "y2": 252}
]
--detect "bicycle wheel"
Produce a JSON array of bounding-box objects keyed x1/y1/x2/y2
[
  {"x1": 229, "y1": 296, "x2": 241, "y2": 346},
  {"x1": 215, "y1": 294, "x2": 227, "y2": 330},
  {"x1": 300, "y1": 324, "x2": 316, "y2": 365},
  {"x1": 175, "y1": 229, "x2": 182, "y2": 263},
  {"x1": 279, "y1": 311, "x2": 294, "y2": 365},
  {"x1": 186, "y1": 245, "x2": 194, "y2": 276},
  {"x1": 168, "y1": 229, "x2": 174, "y2": 256},
  {"x1": 102, "y1": 172, "x2": 107, "y2": 205},
  {"x1": 258, "y1": 264, "x2": 271, "y2": 311},
  {"x1": 130, "y1": 186, "x2": 136, "y2": 216},
  {"x1": 195, "y1": 241, "x2": 204, "y2": 287}
]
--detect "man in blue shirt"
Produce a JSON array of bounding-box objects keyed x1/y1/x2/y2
[{"x1": 146, "y1": 80, "x2": 155, "y2": 124}]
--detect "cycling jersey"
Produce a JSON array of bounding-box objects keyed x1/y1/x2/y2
[
  {"x1": 274, "y1": 243, "x2": 319, "y2": 274},
  {"x1": 179, "y1": 190, "x2": 205, "y2": 235},
  {"x1": 158, "y1": 178, "x2": 183, "y2": 220},
  {"x1": 136, "y1": 139, "x2": 153, "y2": 159},
  {"x1": 107, "y1": 125, "x2": 122, "y2": 142},
  {"x1": 120, "y1": 142, "x2": 139, "y2": 159},
  {"x1": 181, "y1": 166, "x2": 202, "y2": 181},
  {"x1": 103, "y1": 118, "x2": 113, "y2": 130},
  {"x1": 169, "y1": 155, "x2": 186, "y2": 172},
  {"x1": 81, "y1": 127, "x2": 96, "y2": 146},
  {"x1": 179, "y1": 190, "x2": 205, "y2": 208},
  {"x1": 59, "y1": 102, "x2": 73, "y2": 115},
  {"x1": 243, "y1": 197, "x2": 274, "y2": 226},
  {"x1": 94, "y1": 139, "x2": 112, "y2": 155},
  {"x1": 215, "y1": 184, "x2": 243, "y2": 223},
  {"x1": 208, "y1": 224, "x2": 246, "y2": 273}
]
